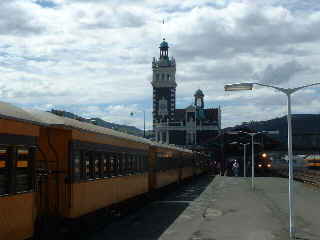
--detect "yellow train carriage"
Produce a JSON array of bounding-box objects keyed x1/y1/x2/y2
[
  {"x1": 305, "y1": 154, "x2": 320, "y2": 168},
  {"x1": 0, "y1": 102, "x2": 40, "y2": 240},
  {"x1": 27, "y1": 109, "x2": 150, "y2": 219},
  {"x1": 148, "y1": 142, "x2": 193, "y2": 190},
  {"x1": 180, "y1": 150, "x2": 195, "y2": 180},
  {"x1": 148, "y1": 143, "x2": 179, "y2": 190}
]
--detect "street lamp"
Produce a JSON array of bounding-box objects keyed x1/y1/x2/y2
[
  {"x1": 130, "y1": 110, "x2": 146, "y2": 138},
  {"x1": 143, "y1": 110, "x2": 146, "y2": 138},
  {"x1": 225, "y1": 82, "x2": 320, "y2": 240},
  {"x1": 239, "y1": 142, "x2": 250, "y2": 177},
  {"x1": 243, "y1": 132, "x2": 261, "y2": 191}
]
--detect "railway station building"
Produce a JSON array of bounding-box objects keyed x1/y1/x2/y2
[{"x1": 152, "y1": 39, "x2": 221, "y2": 149}]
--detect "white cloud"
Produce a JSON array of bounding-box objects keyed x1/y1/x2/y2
[{"x1": 0, "y1": 0, "x2": 320, "y2": 130}]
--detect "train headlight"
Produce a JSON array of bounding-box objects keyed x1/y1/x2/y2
[
  {"x1": 258, "y1": 164, "x2": 262, "y2": 168},
  {"x1": 262, "y1": 153, "x2": 267, "y2": 158},
  {"x1": 267, "y1": 164, "x2": 271, "y2": 168}
]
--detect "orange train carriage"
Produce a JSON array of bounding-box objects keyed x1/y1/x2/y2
[
  {"x1": 0, "y1": 103, "x2": 209, "y2": 239},
  {"x1": 27, "y1": 109, "x2": 151, "y2": 220},
  {"x1": 305, "y1": 154, "x2": 320, "y2": 168},
  {"x1": 0, "y1": 102, "x2": 40, "y2": 240}
]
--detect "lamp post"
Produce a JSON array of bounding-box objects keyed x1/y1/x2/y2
[
  {"x1": 143, "y1": 110, "x2": 146, "y2": 138},
  {"x1": 130, "y1": 110, "x2": 146, "y2": 138},
  {"x1": 239, "y1": 142, "x2": 250, "y2": 177},
  {"x1": 244, "y1": 132, "x2": 261, "y2": 191},
  {"x1": 225, "y1": 82, "x2": 320, "y2": 240}
]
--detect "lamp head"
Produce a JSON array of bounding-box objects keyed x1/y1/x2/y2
[{"x1": 224, "y1": 83, "x2": 253, "y2": 91}]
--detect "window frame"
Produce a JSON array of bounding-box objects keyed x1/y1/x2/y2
[
  {"x1": 0, "y1": 144, "x2": 36, "y2": 197},
  {"x1": 69, "y1": 141, "x2": 149, "y2": 182}
]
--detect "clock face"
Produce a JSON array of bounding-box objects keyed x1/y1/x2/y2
[{"x1": 158, "y1": 97, "x2": 168, "y2": 116}]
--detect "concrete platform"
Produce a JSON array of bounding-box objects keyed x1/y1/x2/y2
[{"x1": 89, "y1": 175, "x2": 320, "y2": 240}]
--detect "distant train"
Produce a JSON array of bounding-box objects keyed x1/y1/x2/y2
[
  {"x1": 255, "y1": 152, "x2": 272, "y2": 173},
  {"x1": 0, "y1": 102, "x2": 209, "y2": 240},
  {"x1": 305, "y1": 154, "x2": 320, "y2": 168}
]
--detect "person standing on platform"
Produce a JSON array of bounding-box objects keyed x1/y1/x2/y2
[{"x1": 232, "y1": 160, "x2": 240, "y2": 177}]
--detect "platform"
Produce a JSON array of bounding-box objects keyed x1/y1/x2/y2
[{"x1": 89, "y1": 175, "x2": 320, "y2": 240}]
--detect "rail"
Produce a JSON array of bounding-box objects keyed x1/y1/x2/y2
[{"x1": 272, "y1": 163, "x2": 320, "y2": 188}]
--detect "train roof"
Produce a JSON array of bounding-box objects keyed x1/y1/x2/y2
[
  {"x1": 26, "y1": 109, "x2": 153, "y2": 145},
  {"x1": 0, "y1": 101, "x2": 40, "y2": 124},
  {"x1": 0, "y1": 102, "x2": 193, "y2": 153},
  {"x1": 305, "y1": 154, "x2": 320, "y2": 160},
  {"x1": 25, "y1": 109, "x2": 192, "y2": 152},
  {"x1": 150, "y1": 141, "x2": 193, "y2": 153}
]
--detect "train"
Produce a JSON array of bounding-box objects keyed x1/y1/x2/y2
[
  {"x1": 255, "y1": 152, "x2": 272, "y2": 174},
  {"x1": 305, "y1": 154, "x2": 320, "y2": 168},
  {"x1": 0, "y1": 102, "x2": 209, "y2": 240}
]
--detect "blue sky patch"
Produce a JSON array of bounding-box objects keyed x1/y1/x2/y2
[{"x1": 34, "y1": 0, "x2": 58, "y2": 8}]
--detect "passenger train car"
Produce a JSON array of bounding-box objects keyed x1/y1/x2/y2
[
  {"x1": 0, "y1": 102, "x2": 40, "y2": 240},
  {"x1": 305, "y1": 154, "x2": 320, "y2": 168},
  {"x1": 0, "y1": 102, "x2": 209, "y2": 240}
]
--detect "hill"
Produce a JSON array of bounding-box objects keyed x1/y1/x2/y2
[
  {"x1": 235, "y1": 114, "x2": 320, "y2": 149},
  {"x1": 50, "y1": 109, "x2": 154, "y2": 139}
]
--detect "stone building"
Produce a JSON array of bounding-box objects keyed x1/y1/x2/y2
[{"x1": 152, "y1": 39, "x2": 221, "y2": 149}]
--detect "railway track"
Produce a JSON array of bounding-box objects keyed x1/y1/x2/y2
[{"x1": 272, "y1": 166, "x2": 320, "y2": 188}]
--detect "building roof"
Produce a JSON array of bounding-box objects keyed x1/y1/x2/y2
[
  {"x1": 160, "y1": 38, "x2": 169, "y2": 48},
  {"x1": 194, "y1": 89, "x2": 204, "y2": 97},
  {"x1": 174, "y1": 108, "x2": 219, "y2": 122}
]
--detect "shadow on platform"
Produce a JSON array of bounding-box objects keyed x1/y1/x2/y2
[{"x1": 89, "y1": 174, "x2": 215, "y2": 240}]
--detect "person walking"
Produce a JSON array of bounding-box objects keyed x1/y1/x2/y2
[{"x1": 232, "y1": 160, "x2": 240, "y2": 177}]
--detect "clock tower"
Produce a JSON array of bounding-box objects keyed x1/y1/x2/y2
[{"x1": 152, "y1": 38, "x2": 177, "y2": 137}]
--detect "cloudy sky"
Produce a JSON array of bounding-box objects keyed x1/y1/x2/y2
[{"x1": 1, "y1": 0, "x2": 320, "y2": 129}]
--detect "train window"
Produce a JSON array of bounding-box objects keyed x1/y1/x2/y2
[
  {"x1": 141, "y1": 156, "x2": 145, "y2": 172},
  {"x1": 141, "y1": 156, "x2": 146, "y2": 172},
  {"x1": 102, "y1": 153, "x2": 108, "y2": 177},
  {"x1": 132, "y1": 155, "x2": 137, "y2": 173},
  {"x1": 114, "y1": 154, "x2": 120, "y2": 175},
  {"x1": 87, "y1": 152, "x2": 96, "y2": 180},
  {"x1": 93, "y1": 153, "x2": 100, "y2": 179},
  {"x1": 81, "y1": 151, "x2": 90, "y2": 180},
  {"x1": 110, "y1": 154, "x2": 115, "y2": 176},
  {"x1": 114, "y1": 154, "x2": 119, "y2": 175},
  {"x1": 144, "y1": 156, "x2": 148, "y2": 172},
  {"x1": 119, "y1": 154, "x2": 125, "y2": 174},
  {"x1": 73, "y1": 150, "x2": 81, "y2": 181},
  {"x1": 131, "y1": 155, "x2": 135, "y2": 173},
  {"x1": 16, "y1": 148, "x2": 32, "y2": 193},
  {"x1": 128, "y1": 155, "x2": 133, "y2": 174},
  {"x1": 134, "y1": 155, "x2": 138, "y2": 173},
  {"x1": 136, "y1": 156, "x2": 140, "y2": 173},
  {"x1": 123, "y1": 154, "x2": 128, "y2": 174},
  {"x1": 139, "y1": 156, "x2": 143, "y2": 173},
  {"x1": 0, "y1": 148, "x2": 9, "y2": 195},
  {"x1": 127, "y1": 155, "x2": 131, "y2": 173}
]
